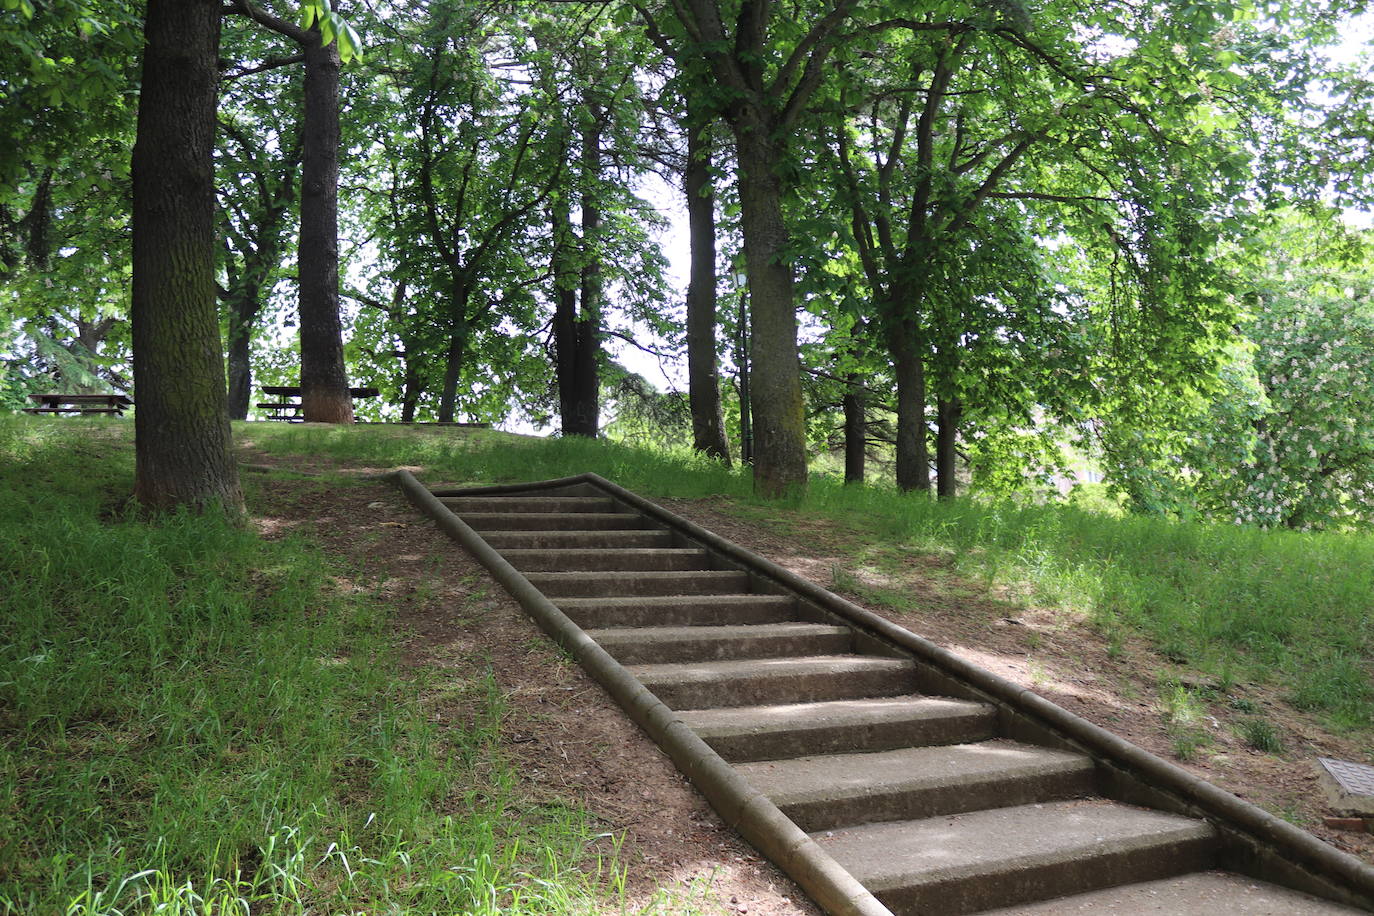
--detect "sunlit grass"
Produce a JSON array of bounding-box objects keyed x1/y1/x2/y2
[{"x1": 0, "y1": 416, "x2": 624, "y2": 914}]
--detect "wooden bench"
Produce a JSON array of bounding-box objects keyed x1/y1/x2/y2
[
  {"x1": 257, "y1": 385, "x2": 379, "y2": 421},
  {"x1": 24, "y1": 393, "x2": 132, "y2": 416}
]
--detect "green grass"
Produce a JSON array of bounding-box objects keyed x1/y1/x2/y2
[
  {"x1": 249, "y1": 422, "x2": 1374, "y2": 732},
  {"x1": 0, "y1": 417, "x2": 624, "y2": 915}
]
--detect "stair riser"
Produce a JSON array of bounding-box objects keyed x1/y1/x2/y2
[
  {"x1": 598, "y1": 631, "x2": 852, "y2": 665},
  {"x1": 875, "y1": 836, "x2": 1215, "y2": 916},
  {"x1": 440, "y1": 497, "x2": 619, "y2": 513},
  {"x1": 526, "y1": 574, "x2": 749, "y2": 598},
  {"x1": 482, "y1": 531, "x2": 674, "y2": 549},
  {"x1": 780, "y1": 767, "x2": 1096, "y2": 834},
  {"x1": 700, "y1": 713, "x2": 999, "y2": 763},
  {"x1": 644, "y1": 669, "x2": 916, "y2": 710},
  {"x1": 557, "y1": 600, "x2": 797, "y2": 629},
  {"x1": 503, "y1": 550, "x2": 711, "y2": 572},
  {"x1": 461, "y1": 513, "x2": 648, "y2": 531}
]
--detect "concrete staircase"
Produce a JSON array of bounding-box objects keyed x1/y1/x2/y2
[{"x1": 427, "y1": 483, "x2": 1365, "y2": 915}]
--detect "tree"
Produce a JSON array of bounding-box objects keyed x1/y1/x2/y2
[
  {"x1": 226, "y1": 0, "x2": 361, "y2": 423},
  {"x1": 216, "y1": 68, "x2": 301, "y2": 419},
  {"x1": 130, "y1": 0, "x2": 241, "y2": 512},
  {"x1": 635, "y1": 0, "x2": 870, "y2": 494}
]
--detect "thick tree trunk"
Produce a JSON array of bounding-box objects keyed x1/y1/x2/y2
[
  {"x1": 891, "y1": 316, "x2": 931, "y2": 492},
  {"x1": 551, "y1": 115, "x2": 602, "y2": 439},
  {"x1": 437, "y1": 278, "x2": 470, "y2": 424},
  {"x1": 936, "y1": 395, "x2": 962, "y2": 499},
  {"x1": 843, "y1": 375, "x2": 865, "y2": 483},
  {"x1": 685, "y1": 110, "x2": 730, "y2": 463},
  {"x1": 297, "y1": 32, "x2": 352, "y2": 423},
  {"x1": 732, "y1": 125, "x2": 807, "y2": 496},
  {"x1": 400, "y1": 354, "x2": 421, "y2": 423},
  {"x1": 130, "y1": 0, "x2": 241, "y2": 513},
  {"x1": 224, "y1": 293, "x2": 257, "y2": 420}
]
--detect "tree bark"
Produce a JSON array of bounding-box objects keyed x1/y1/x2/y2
[
  {"x1": 684, "y1": 108, "x2": 731, "y2": 463},
  {"x1": 732, "y1": 124, "x2": 807, "y2": 496},
  {"x1": 843, "y1": 375, "x2": 865, "y2": 483},
  {"x1": 936, "y1": 395, "x2": 962, "y2": 499},
  {"x1": 891, "y1": 314, "x2": 931, "y2": 492},
  {"x1": 436, "y1": 275, "x2": 470, "y2": 424},
  {"x1": 130, "y1": 0, "x2": 242, "y2": 513},
  {"x1": 225, "y1": 293, "x2": 257, "y2": 420},
  {"x1": 297, "y1": 31, "x2": 353, "y2": 423}
]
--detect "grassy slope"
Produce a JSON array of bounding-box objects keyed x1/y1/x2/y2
[
  {"x1": 6, "y1": 417, "x2": 1370, "y2": 912},
  {"x1": 251, "y1": 422, "x2": 1374, "y2": 732},
  {"x1": 0, "y1": 418, "x2": 619, "y2": 915}
]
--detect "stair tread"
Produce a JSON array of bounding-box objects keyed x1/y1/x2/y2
[
  {"x1": 977, "y1": 870, "x2": 1363, "y2": 915},
  {"x1": 555, "y1": 594, "x2": 793, "y2": 609},
  {"x1": 814, "y1": 799, "x2": 1214, "y2": 894},
  {"x1": 587, "y1": 622, "x2": 847, "y2": 642},
  {"x1": 525, "y1": 570, "x2": 744, "y2": 581},
  {"x1": 678, "y1": 696, "x2": 992, "y2": 739},
  {"x1": 631, "y1": 654, "x2": 912, "y2": 684},
  {"x1": 738, "y1": 740, "x2": 1091, "y2": 809}
]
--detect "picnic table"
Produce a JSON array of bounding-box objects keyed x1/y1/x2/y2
[
  {"x1": 257, "y1": 385, "x2": 380, "y2": 421},
  {"x1": 24, "y1": 393, "x2": 133, "y2": 416}
]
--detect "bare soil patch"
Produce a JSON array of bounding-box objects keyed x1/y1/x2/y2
[
  {"x1": 657, "y1": 495, "x2": 1374, "y2": 865},
  {"x1": 241, "y1": 459, "x2": 816, "y2": 915}
]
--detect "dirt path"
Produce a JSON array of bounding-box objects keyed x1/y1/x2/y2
[{"x1": 243, "y1": 463, "x2": 817, "y2": 915}]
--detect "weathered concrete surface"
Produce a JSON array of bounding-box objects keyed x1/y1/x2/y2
[
  {"x1": 480, "y1": 529, "x2": 673, "y2": 549},
  {"x1": 815, "y1": 799, "x2": 1214, "y2": 915},
  {"x1": 439, "y1": 495, "x2": 618, "y2": 513},
  {"x1": 738, "y1": 741, "x2": 1094, "y2": 832},
  {"x1": 979, "y1": 870, "x2": 1365, "y2": 914},
  {"x1": 588, "y1": 622, "x2": 852, "y2": 664},
  {"x1": 679, "y1": 696, "x2": 998, "y2": 762},
  {"x1": 630, "y1": 655, "x2": 917, "y2": 709},
  {"x1": 523, "y1": 569, "x2": 749, "y2": 597},
  {"x1": 458, "y1": 511, "x2": 647, "y2": 531},
  {"x1": 554, "y1": 594, "x2": 797, "y2": 629},
  {"x1": 501, "y1": 547, "x2": 711, "y2": 572}
]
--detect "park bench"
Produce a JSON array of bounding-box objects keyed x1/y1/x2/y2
[
  {"x1": 24, "y1": 393, "x2": 133, "y2": 416},
  {"x1": 257, "y1": 385, "x2": 380, "y2": 421}
]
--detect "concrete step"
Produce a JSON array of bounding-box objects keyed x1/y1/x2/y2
[
  {"x1": 678, "y1": 696, "x2": 999, "y2": 762},
  {"x1": 554, "y1": 594, "x2": 797, "y2": 629},
  {"x1": 524, "y1": 570, "x2": 749, "y2": 597},
  {"x1": 440, "y1": 496, "x2": 618, "y2": 513},
  {"x1": 587, "y1": 623, "x2": 852, "y2": 664},
  {"x1": 978, "y1": 870, "x2": 1365, "y2": 914},
  {"x1": 737, "y1": 741, "x2": 1095, "y2": 832},
  {"x1": 482, "y1": 529, "x2": 673, "y2": 550},
  {"x1": 502, "y1": 548, "x2": 711, "y2": 572},
  {"x1": 459, "y1": 511, "x2": 648, "y2": 531},
  {"x1": 630, "y1": 655, "x2": 917, "y2": 709},
  {"x1": 815, "y1": 799, "x2": 1216, "y2": 916}
]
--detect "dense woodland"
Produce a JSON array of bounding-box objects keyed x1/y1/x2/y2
[{"x1": 3, "y1": 0, "x2": 1374, "y2": 525}]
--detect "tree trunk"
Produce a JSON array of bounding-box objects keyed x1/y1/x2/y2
[
  {"x1": 843, "y1": 375, "x2": 865, "y2": 483},
  {"x1": 731, "y1": 124, "x2": 807, "y2": 496},
  {"x1": 891, "y1": 315, "x2": 931, "y2": 492},
  {"x1": 437, "y1": 277, "x2": 470, "y2": 424},
  {"x1": 685, "y1": 108, "x2": 730, "y2": 463},
  {"x1": 297, "y1": 31, "x2": 352, "y2": 423},
  {"x1": 130, "y1": 0, "x2": 241, "y2": 513},
  {"x1": 936, "y1": 395, "x2": 962, "y2": 500},
  {"x1": 224, "y1": 293, "x2": 257, "y2": 420}
]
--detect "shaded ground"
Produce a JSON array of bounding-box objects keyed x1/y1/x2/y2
[
  {"x1": 657, "y1": 495, "x2": 1374, "y2": 865},
  {"x1": 242, "y1": 460, "x2": 816, "y2": 915}
]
